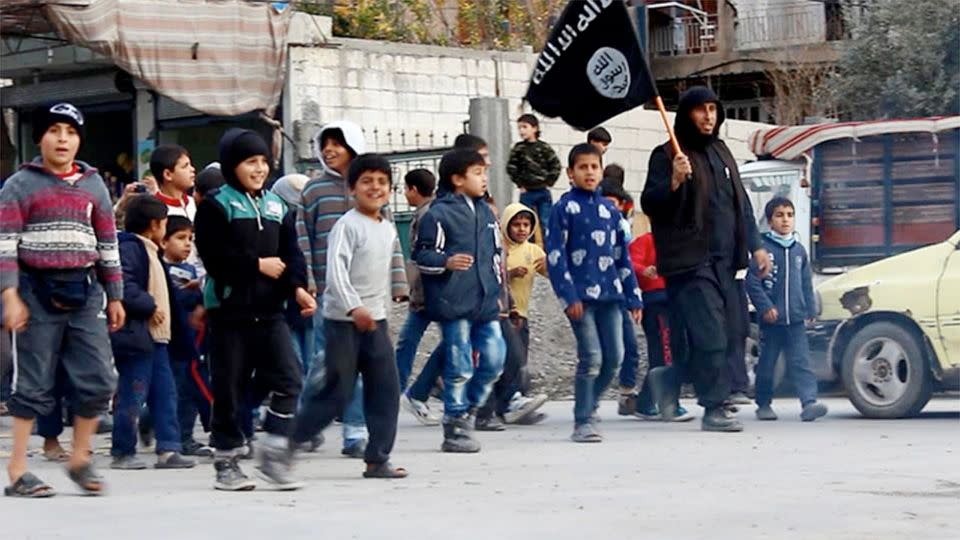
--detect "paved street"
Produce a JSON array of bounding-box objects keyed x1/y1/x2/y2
[{"x1": 2, "y1": 396, "x2": 958, "y2": 540}]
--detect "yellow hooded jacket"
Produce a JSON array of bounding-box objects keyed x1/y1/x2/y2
[{"x1": 501, "y1": 203, "x2": 547, "y2": 319}]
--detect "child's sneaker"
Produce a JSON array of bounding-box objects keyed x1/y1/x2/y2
[
  {"x1": 512, "y1": 411, "x2": 548, "y2": 425},
  {"x1": 110, "y1": 455, "x2": 148, "y2": 470},
  {"x1": 800, "y1": 401, "x2": 828, "y2": 422},
  {"x1": 214, "y1": 457, "x2": 256, "y2": 491},
  {"x1": 633, "y1": 405, "x2": 660, "y2": 421},
  {"x1": 617, "y1": 393, "x2": 638, "y2": 416},
  {"x1": 729, "y1": 391, "x2": 752, "y2": 405},
  {"x1": 256, "y1": 437, "x2": 303, "y2": 490},
  {"x1": 570, "y1": 423, "x2": 602, "y2": 443},
  {"x1": 667, "y1": 405, "x2": 696, "y2": 423},
  {"x1": 475, "y1": 415, "x2": 506, "y2": 431},
  {"x1": 756, "y1": 405, "x2": 778, "y2": 421},
  {"x1": 441, "y1": 414, "x2": 480, "y2": 453},
  {"x1": 182, "y1": 439, "x2": 215, "y2": 458},
  {"x1": 402, "y1": 394, "x2": 441, "y2": 426},
  {"x1": 502, "y1": 392, "x2": 548, "y2": 424},
  {"x1": 155, "y1": 452, "x2": 196, "y2": 469},
  {"x1": 701, "y1": 407, "x2": 744, "y2": 432}
]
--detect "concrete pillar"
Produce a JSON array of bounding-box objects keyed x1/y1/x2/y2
[
  {"x1": 133, "y1": 89, "x2": 155, "y2": 179},
  {"x1": 468, "y1": 97, "x2": 512, "y2": 211}
]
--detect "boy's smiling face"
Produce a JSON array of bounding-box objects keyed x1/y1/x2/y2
[
  {"x1": 508, "y1": 214, "x2": 533, "y2": 244},
  {"x1": 453, "y1": 163, "x2": 488, "y2": 198},
  {"x1": 39, "y1": 122, "x2": 80, "y2": 172},
  {"x1": 568, "y1": 153, "x2": 603, "y2": 191},
  {"x1": 322, "y1": 137, "x2": 351, "y2": 177},
  {"x1": 352, "y1": 170, "x2": 391, "y2": 217},
  {"x1": 235, "y1": 155, "x2": 269, "y2": 193}
]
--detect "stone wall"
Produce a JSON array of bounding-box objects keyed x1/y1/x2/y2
[{"x1": 285, "y1": 36, "x2": 768, "y2": 206}]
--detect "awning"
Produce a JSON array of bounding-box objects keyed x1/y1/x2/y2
[
  {"x1": 749, "y1": 116, "x2": 960, "y2": 160},
  {"x1": 43, "y1": 0, "x2": 293, "y2": 117}
]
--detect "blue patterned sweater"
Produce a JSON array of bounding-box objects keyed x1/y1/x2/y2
[{"x1": 545, "y1": 187, "x2": 643, "y2": 310}]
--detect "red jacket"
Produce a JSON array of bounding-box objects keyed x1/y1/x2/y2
[{"x1": 629, "y1": 233, "x2": 666, "y2": 293}]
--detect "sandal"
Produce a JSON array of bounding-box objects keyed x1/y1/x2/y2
[
  {"x1": 67, "y1": 462, "x2": 106, "y2": 496},
  {"x1": 363, "y1": 462, "x2": 408, "y2": 479},
  {"x1": 4, "y1": 472, "x2": 56, "y2": 498},
  {"x1": 43, "y1": 446, "x2": 71, "y2": 462}
]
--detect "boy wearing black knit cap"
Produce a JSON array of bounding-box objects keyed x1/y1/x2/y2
[{"x1": 194, "y1": 129, "x2": 316, "y2": 491}]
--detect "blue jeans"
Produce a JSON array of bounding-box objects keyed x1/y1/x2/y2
[
  {"x1": 112, "y1": 344, "x2": 181, "y2": 456},
  {"x1": 407, "y1": 344, "x2": 443, "y2": 402},
  {"x1": 440, "y1": 319, "x2": 506, "y2": 419},
  {"x1": 395, "y1": 309, "x2": 433, "y2": 388},
  {"x1": 755, "y1": 323, "x2": 818, "y2": 407},
  {"x1": 519, "y1": 188, "x2": 552, "y2": 236},
  {"x1": 618, "y1": 309, "x2": 640, "y2": 390},
  {"x1": 569, "y1": 301, "x2": 624, "y2": 425},
  {"x1": 311, "y1": 297, "x2": 368, "y2": 443}
]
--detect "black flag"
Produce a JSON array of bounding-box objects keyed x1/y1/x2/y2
[{"x1": 525, "y1": 0, "x2": 657, "y2": 131}]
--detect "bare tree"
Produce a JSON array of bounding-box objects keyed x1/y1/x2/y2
[{"x1": 761, "y1": 47, "x2": 837, "y2": 125}]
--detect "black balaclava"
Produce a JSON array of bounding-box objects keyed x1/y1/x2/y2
[
  {"x1": 218, "y1": 128, "x2": 271, "y2": 191},
  {"x1": 674, "y1": 86, "x2": 726, "y2": 151}
]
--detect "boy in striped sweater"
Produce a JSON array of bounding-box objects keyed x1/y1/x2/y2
[
  {"x1": 1, "y1": 102, "x2": 125, "y2": 497},
  {"x1": 295, "y1": 121, "x2": 408, "y2": 457}
]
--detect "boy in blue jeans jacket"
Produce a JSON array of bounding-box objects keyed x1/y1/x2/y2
[
  {"x1": 746, "y1": 197, "x2": 827, "y2": 422},
  {"x1": 546, "y1": 144, "x2": 643, "y2": 443},
  {"x1": 110, "y1": 195, "x2": 196, "y2": 470},
  {"x1": 414, "y1": 148, "x2": 506, "y2": 453}
]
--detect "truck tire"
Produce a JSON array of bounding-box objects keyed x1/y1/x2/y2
[{"x1": 840, "y1": 321, "x2": 932, "y2": 418}]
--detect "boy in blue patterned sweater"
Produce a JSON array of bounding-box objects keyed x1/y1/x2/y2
[{"x1": 546, "y1": 144, "x2": 643, "y2": 443}]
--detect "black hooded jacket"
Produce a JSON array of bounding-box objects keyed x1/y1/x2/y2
[
  {"x1": 640, "y1": 87, "x2": 761, "y2": 277},
  {"x1": 194, "y1": 129, "x2": 307, "y2": 319}
]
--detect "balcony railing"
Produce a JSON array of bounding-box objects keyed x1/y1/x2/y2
[
  {"x1": 735, "y1": 9, "x2": 827, "y2": 50},
  {"x1": 650, "y1": 14, "x2": 718, "y2": 57}
]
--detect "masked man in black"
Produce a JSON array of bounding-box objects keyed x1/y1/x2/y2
[{"x1": 641, "y1": 87, "x2": 771, "y2": 432}]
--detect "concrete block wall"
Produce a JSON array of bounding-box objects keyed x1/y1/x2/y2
[{"x1": 286, "y1": 37, "x2": 767, "y2": 201}]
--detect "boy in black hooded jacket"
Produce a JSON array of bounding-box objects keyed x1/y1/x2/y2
[{"x1": 194, "y1": 129, "x2": 316, "y2": 491}]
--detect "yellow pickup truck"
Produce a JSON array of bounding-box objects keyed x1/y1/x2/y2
[{"x1": 813, "y1": 230, "x2": 960, "y2": 417}]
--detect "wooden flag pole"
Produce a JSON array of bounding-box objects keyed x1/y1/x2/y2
[{"x1": 654, "y1": 95, "x2": 683, "y2": 156}]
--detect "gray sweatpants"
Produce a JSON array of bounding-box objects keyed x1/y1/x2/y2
[{"x1": 6, "y1": 276, "x2": 117, "y2": 419}]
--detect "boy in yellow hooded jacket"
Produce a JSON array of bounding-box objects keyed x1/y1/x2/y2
[{"x1": 500, "y1": 203, "x2": 549, "y2": 418}]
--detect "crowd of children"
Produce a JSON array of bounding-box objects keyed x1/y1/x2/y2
[{"x1": 0, "y1": 102, "x2": 827, "y2": 497}]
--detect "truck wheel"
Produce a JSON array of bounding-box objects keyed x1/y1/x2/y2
[
  {"x1": 840, "y1": 321, "x2": 932, "y2": 418},
  {"x1": 745, "y1": 323, "x2": 786, "y2": 395}
]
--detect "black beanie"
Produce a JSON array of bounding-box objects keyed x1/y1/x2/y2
[
  {"x1": 32, "y1": 102, "x2": 85, "y2": 144},
  {"x1": 218, "y1": 128, "x2": 271, "y2": 188}
]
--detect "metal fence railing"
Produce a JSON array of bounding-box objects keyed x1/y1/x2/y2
[
  {"x1": 735, "y1": 10, "x2": 826, "y2": 50},
  {"x1": 649, "y1": 14, "x2": 718, "y2": 57}
]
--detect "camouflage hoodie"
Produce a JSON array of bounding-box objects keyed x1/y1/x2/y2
[{"x1": 506, "y1": 139, "x2": 562, "y2": 191}]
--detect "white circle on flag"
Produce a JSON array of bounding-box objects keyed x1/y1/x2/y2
[{"x1": 587, "y1": 47, "x2": 631, "y2": 99}]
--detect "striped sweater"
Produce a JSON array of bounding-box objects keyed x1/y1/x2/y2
[
  {"x1": 295, "y1": 170, "x2": 408, "y2": 299},
  {"x1": 0, "y1": 159, "x2": 123, "y2": 300}
]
